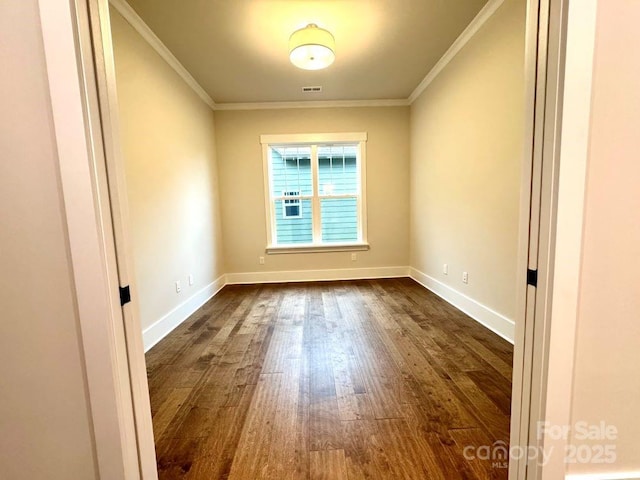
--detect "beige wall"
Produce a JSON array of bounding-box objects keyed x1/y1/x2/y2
[
  {"x1": 409, "y1": 0, "x2": 525, "y2": 321},
  {"x1": 111, "y1": 8, "x2": 224, "y2": 331},
  {"x1": 569, "y1": 0, "x2": 640, "y2": 473},
  {"x1": 0, "y1": 1, "x2": 98, "y2": 478},
  {"x1": 215, "y1": 107, "x2": 410, "y2": 274}
]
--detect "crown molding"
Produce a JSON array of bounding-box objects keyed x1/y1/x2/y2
[
  {"x1": 408, "y1": 0, "x2": 505, "y2": 104},
  {"x1": 109, "y1": 0, "x2": 503, "y2": 111},
  {"x1": 109, "y1": 0, "x2": 216, "y2": 109},
  {"x1": 214, "y1": 98, "x2": 410, "y2": 111}
]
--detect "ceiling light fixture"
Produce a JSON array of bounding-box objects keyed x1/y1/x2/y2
[{"x1": 289, "y1": 24, "x2": 335, "y2": 70}]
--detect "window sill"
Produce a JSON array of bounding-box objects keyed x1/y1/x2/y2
[{"x1": 266, "y1": 242, "x2": 370, "y2": 255}]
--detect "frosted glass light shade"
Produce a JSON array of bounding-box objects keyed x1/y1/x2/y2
[{"x1": 289, "y1": 24, "x2": 335, "y2": 70}]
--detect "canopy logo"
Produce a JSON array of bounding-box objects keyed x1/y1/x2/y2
[
  {"x1": 463, "y1": 441, "x2": 553, "y2": 469},
  {"x1": 463, "y1": 421, "x2": 618, "y2": 469}
]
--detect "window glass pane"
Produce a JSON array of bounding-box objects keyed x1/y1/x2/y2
[
  {"x1": 274, "y1": 198, "x2": 313, "y2": 244},
  {"x1": 318, "y1": 145, "x2": 358, "y2": 196},
  {"x1": 270, "y1": 146, "x2": 312, "y2": 197},
  {"x1": 321, "y1": 197, "x2": 358, "y2": 243}
]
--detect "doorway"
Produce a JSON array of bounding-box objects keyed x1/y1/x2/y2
[{"x1": 60, "y1": 0, "x2": 583, "y2": 478}]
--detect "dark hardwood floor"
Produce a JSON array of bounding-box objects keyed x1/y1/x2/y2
[{"x1": 146, "y1": 278, "x2": 513, "y2": 479}]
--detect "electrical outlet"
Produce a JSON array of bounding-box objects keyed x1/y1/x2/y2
[
  {"x1": 259, "y1": 256, "x2": 265, "y2": 265},
  {"x1": 188, "y1": 274, "x2": 194, "y2": 286},
  {"x1": 175, "y1": 280, "x2": 181, "y2": 293},
  {"x1": 351, "y1": 253, "x2": 357, "y2": 261},
  {"x1": 443, "y1": 263, "x2": 448, "y2": 275},
  {"x1": 462, "y1": 272, "x2": 469, "y2": 284}
]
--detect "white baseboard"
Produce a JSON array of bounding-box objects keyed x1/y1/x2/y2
[
  {"x1": 143, "y1": 267, "x2": 513, "y2": 351},
  {"x1": 225, "y1": 266, "x2": 410, "y2": 285},
  {"x1": 409, "y1": 267, "x2": 515, "y2": 344},
  {"x1": 143, "y1": 275, "x2": 226, "y2": 352},
  {"x1": 566, "y1": 473, "x2": 640, "y2": 480}
]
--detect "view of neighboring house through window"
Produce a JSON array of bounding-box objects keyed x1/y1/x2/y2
[
  {"x1": 282, "y1": 190, "x2": 302, "y2": 218},
  {"x1": 261, "y1": 133, "x2": 368, "y2": 251}
]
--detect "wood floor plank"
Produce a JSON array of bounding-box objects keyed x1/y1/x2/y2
[
  {"x1": 309, "y1": 449, "x2": 348, "y2": 480},
  {"x1": 150, "y1": 288, "x2": 243, "y2": 371},
  {"x1": 449, "y1": 372, "x2": 511, "y2": 442},
  {"x1": 187, "y1": 383, "x2": 258, "y2": 479},
  {"x1": 152, "y1": 388, "x2": 192, "y2": 440},
  {"x1": 401, "y1": 401, "x2": 471, "y2": 480},
  {"x1": 306, "y1": 288, "x2": 342, "y2": 451},
  {"x1": 324, "y1": 290, "x2": 374, "y2": 422},
  {"x1": 342, "y1": 419, "x2": 394, "y2": 479},
  {"x1": 449, "y1": 428, "x2": 510, "y2": 480},
  {"x1": 460, "y1": 335, "x2": 514, "y2": 381},
  {"x1": 227, "y1": 373, "x2": 284, "y2": 479},
  {"x1": 264, "y1": 359, "x2": 303, "y2": 480},
  {"x1": 376, "y1": 417, "x2": 449, "y2": 480},
  {"x1": 146, "y1": 279, "x2": 514, "y2": 479},
  {"x1": 466, "y1": 369, "x2": 512, "y2": 416},
  {"x1": 337, "y1": 290, "x2": 406, "y2": 419}
]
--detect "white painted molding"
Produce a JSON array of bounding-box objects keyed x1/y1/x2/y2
[
  {"x1": 225, "y1": 266, "x2": 409, "y2": 285},
  {"x1": 260, "y1": 132, "x2": 367, "y2": 145},
  {"x1": 215, "y1": 98, "x2": 409, "y2": 111},
  {"x1": 408, "y1": 0, "x2": 505, "y2": 104},
  {"x1": 566, "y1": 473, "x2": 640, "y2": 480},
  {"x1": 143, "y1": 275, "x2": 226, "y2": 351},
  {"x1": 266, "y1": 243, "x2": 369, "y2": 255},
  {"x1": 38, "y1": 0, "x2": 140, "y2": 476},
  {"x1": 108, "y1": 0, "x2": 216, "y2": 109},
  {"x1": 409, "y1": 267, "x2": 515, "y2": 344},
  {"x1": 538, "y1": 1, "x2": 599, "y2": 478}
]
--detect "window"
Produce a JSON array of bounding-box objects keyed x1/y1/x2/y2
[
  {"x1": 282, "y1": 190, "x2": 301, "y2": 218},
  {"x1": 261, "y1": 133, "x2": 368, "y2": 253}
]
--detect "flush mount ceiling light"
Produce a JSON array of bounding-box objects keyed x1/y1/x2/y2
[{"x1": 289, "y1": 24, "x2": 335, "y2": 70}]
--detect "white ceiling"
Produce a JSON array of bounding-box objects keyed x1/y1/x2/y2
[{"x1": 122, "y1": 0, "x2": 489, "y2": 104}]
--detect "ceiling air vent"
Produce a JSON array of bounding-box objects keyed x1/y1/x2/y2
[{"x1": 302, "y1": 86, "x2": 323, "y2": 93}]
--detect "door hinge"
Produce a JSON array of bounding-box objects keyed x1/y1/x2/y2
[
  {"x1": 527, "y1": 269, "x2": 538, "y2": 287},
  {"x1": 119, "y1": 285, "x2": 131, "y2": 306}
]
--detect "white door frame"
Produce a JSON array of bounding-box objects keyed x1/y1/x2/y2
[
  {"x1": 510, "y1": 1, "x2": 598, "y2": 478},
  {"x1": 38, "y1": 0, "x2": 157, "y2": 478},
  {"x1": 82, "y1": 0, "x2": 159, "y2": 477},
  {"x1": 508, "y1": 0, "x2": 549, "y2": 475},
  {"x1": 511, "y1": 0, "x2": 562, "y2": 477},
  {"x1": 37, "y1": 0, "x2": 143, "y2": 478},
  {"x1": 519, "y1": 0, "x2": 599, "y2": 479},
  {"x1": 40, "y1": 0, "x2": 598, "y2": 477}
]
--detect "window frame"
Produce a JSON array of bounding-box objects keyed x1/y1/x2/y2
[{"x1": 260, "y1": 132, "x2": 369, "y2": 254}]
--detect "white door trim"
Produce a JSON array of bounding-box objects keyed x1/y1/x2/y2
[
  {"x1": 509, "y1": 0, "x2": 549, "y2": 476},
  {"x1": 510, "y1": 0, "x2": 598, "y2": 478},
  {"x1": 37, "y1": 0, "x2": 140, "y2": 478},
  {"x1": 534, "y1": 0, "x2": 599, "y2": 478},
  {"x1": 83, "y1": 0, "x2": 159, "y2": 477}
]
